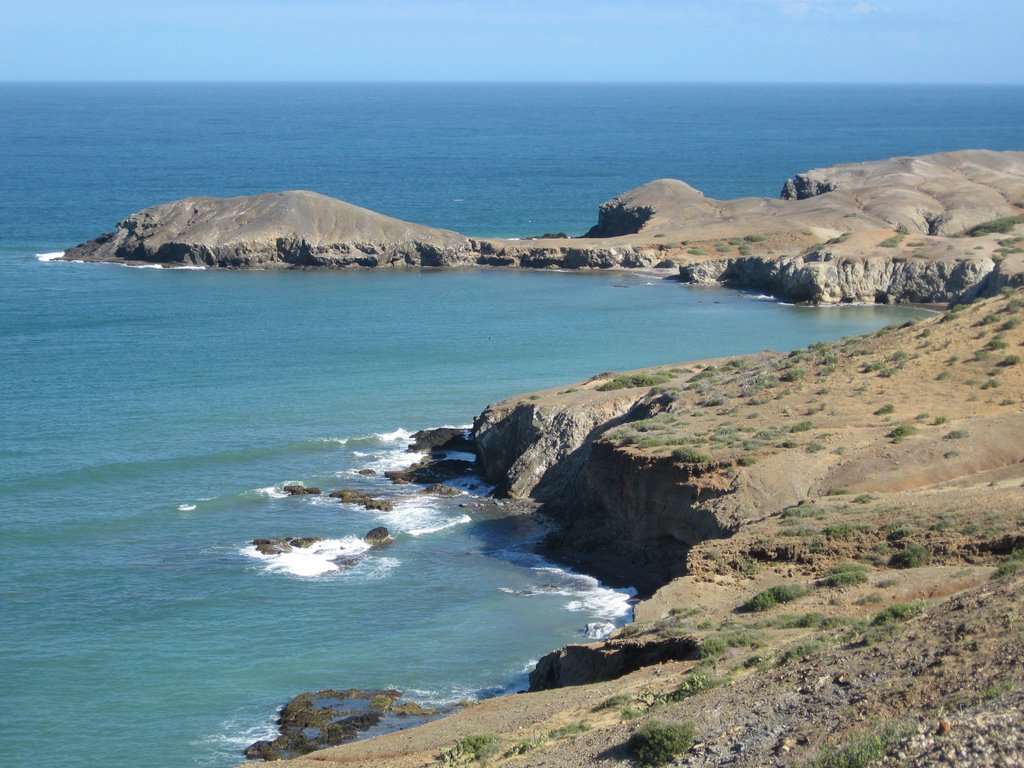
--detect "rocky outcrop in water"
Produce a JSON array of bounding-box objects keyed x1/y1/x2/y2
[{"x1": 244, "y1": 688, "x2": 439, "y2": 761}]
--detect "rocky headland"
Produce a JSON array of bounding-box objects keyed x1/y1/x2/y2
[
  {"x1": 65, "y1": 150, "x2": 1024, "y2": 304},
  {"x1": 254, "y1": 287, "x2": 1024, "y2": 768}
]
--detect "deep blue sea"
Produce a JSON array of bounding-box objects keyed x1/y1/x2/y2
[{"x1": 1, "y1": 83, "x2": 1021, "y2": 768}]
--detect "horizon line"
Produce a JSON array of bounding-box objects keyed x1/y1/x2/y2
[{"x1": 2, "y1": 79, "x2": 1023, "y2": 87}]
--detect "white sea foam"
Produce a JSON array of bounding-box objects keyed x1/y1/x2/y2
[
  {"x1": 585, "y1": 621, "x2": 616, "y2": 640},
  {"x1": 407, "y1": 513, "x2": 472, "y2": 537},
  {"x1": 241, "y1": 536, "x2": 371, "y2": 578},
  {"x1": 194, "y1": 712, "x2": 279, "y2": 762},
  {"x1": 177, "y1": 503, "x2": 197, "y2": 512},
  {"x1": 350, "y1": 555, "x2": 400, "y2": 581},
  {"x1": 500, "y1": 562, "x2": 635, "y2": 623},
  {"x1": 254, "y1": 484, "x2": 296, "y2": 500},
  {"x1": 35, "y1": 251, "x2": 65, "y2": 262},
  {"x1": 376, "y1": 428, "x2": 413, "y2": 442},
  {"x1": 169, "y1": 265, "x2": 206, "y2": 270}
]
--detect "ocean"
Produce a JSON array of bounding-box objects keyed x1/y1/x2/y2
[{"x1": 1, "y1": 83, "x2": 1020, "y2": 768}]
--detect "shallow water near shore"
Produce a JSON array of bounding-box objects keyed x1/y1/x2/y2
[{"x1": 0, "y1": 82, "x2": 1012, "y2": 768}]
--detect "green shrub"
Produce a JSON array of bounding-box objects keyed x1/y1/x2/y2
[
  {"x1": 597, "y1": 371, "x2": 673, "y2": 391},
  {"x1": 628, "y1": 720, "x2": 697, "y2": 767},
  {"x1": 777, "y1": 638, "x2": 824, "y2": 665},
  {"x1": 780, "y1": 367, "x2": 805, "y2": 382},
  {"x1": 593, "y1": 694, "x2": 631, "y2": 712},
  {"x1": 889, "y1": 544, "x2": 930, "y2": 569},
  {"x1": 687, "y1": 246, "x2": 707, "y2": 256},
  {"x1": 822, "y1": 562, "x2": 869, "y2": 587},
  {"x1": 967, "y1": 216, "x2": 1022, "y2": 236},
  {"x1": 791, "y1": 421, "x2": 814, "y2": 433},
  {"x1": 824, "y1": 524, "x2": 855, "y2": 540},
  {"x1": 806, "y1": 723, "x2": 911, "y2": 768},
  {"x1": 743, "y1": 584, "x2": 809, "y2": 612},
  {"x1": 672, "y1": 447, "x2": 712, "y2": 464},
  {"x1": 874, "y1": 403, "x2": 895, "y2": 415},
  {"x1": 548, "y1": 721, "x2": 591, "y2": 739},
  {"x1": 440, "y1": 733, "x2": 501, "y2": 764},
  {"x1": 992, "y1": 550, "x2": 1024, "y2": 580},
  {"x1": 743, "y1": 234, "x2": 767, "y2": 243},
  {"x1": 667, "y1": 670, "x2": 722, "y2": 700},
  {"x1": 888, "y1": 424, "x2": 917, "y2": 442},
  {"x1": 871, "y1": 601, "x2": 925, "y2": 625}
]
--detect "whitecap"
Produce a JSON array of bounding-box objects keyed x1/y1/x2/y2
[
  {"x1": 407, "y1": 514, "x2": 472, "y2": 537},
  {"x1": 376, "y1": 428, "x2": 413, "y2": 442},
  {"x1": 35, "y1": 251, "x2": 65, "y2": 262},
  {"x1": 254, "y1": 484, "x2": 295, "y2": 500},
  {"x1": 315, "y1": 437, "x2": 350, "y2": 446},
  {"x1": 241, "y1": 536, "x2": 371, "y2": 578},
  {"x1": 169, "y1": 265, "x2": 206, "y2": 270},
  {"x1": 359, "y1": 448, "x2": 427, "y2": 473},
  {"x1": 177, "y1": 503, "x2": 197, "y2": 512}
]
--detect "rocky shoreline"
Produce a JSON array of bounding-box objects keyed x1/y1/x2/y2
[
  {"x1": 249, "y1": 285, "x2": 1024, "y2": 768},
  {"x1": 63, "y1": 150, "x2": 1024, "y2": 305}
]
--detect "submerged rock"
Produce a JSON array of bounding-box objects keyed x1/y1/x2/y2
[
  {"x1": 283, "y1": 484, "x2": 321, "y2": 496},
  {"x1": 328, "y1": 489, "x2": 395, "y2": 511}
]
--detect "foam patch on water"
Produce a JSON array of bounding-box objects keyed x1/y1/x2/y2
[
  {"x1": 585, "y1": 621, "x2": 616, "y2": 640},
  {"x1": 376, "y1": 428, "x2": 413, "y2": 442},
  {"x1": 195, "y1": 711, "x2": 279, "y2": 765},
  {"x1": 369, "y1": 495, "x2": 472, "y2": 539},
  {"x1": 177, "y1": 503, "x2": 197, "y2": 512},
  {"x1": 35, "y1": 251, "x2": 65, "y2": 261},
  {"x1": 241, "y1": 536, "x2": 371, "y2": 577},
  {"x1": 253, "y1": 482, "x2": 303, "y2": 500},
  {"x1": 407, "y1": 513, "x2": 472, "y2": 537},
  {"x1": 497, "y1": 557, "x2": 635, "y2": 624}
]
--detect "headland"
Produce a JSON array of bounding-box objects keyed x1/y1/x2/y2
[{"x1": 65, "y1": 150, "x2": 1024, "y2": 305}]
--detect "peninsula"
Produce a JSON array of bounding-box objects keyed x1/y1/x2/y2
[{"x1": 65, "y1": 150, "x2": 1024, "y2": 304}]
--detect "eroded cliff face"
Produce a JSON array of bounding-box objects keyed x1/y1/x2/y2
[
  {"x1": 473, "y1": 390, "x2": 643, "y2": 501},
  {"x1": 473, "y1": 386, "x2": 747, "y2": 592},
  {"x1": 678, "y1": 251, "x2": 1012, "y2": 304}
]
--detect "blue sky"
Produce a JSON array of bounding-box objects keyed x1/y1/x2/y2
[{"x1": 2, "y1": 0, "x2": 1021, "y2": 83}]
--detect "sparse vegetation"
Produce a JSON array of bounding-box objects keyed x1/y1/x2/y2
[
  {"x1": 627, "y1": 720, "x2": 697, "y2": 767},
  {"x1": 889, "y1": 544, "x2": 930, "y2": 569},
  {"x1": 822, "y1": 562, "x2": 869, "y2": 587},
  {"x1": 598, "y1": 371, "x2": 674, "y2": 391},
  {"x1": 440, "y1": 733, "x2": 501, "y2": 765},
  {"x1": 744, "y1": 584, "x2": 809, "y2": 612}
]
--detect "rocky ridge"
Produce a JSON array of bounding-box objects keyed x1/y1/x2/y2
[{"x1": 64, "y1": 151, "x2": 1024, "y2": 304}]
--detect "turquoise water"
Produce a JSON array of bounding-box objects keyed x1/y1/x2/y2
[{"x1": 1, "y1": 83, "x2": 1016, "y2": 767}]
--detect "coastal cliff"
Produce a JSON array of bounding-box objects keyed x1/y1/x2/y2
[
  {"x1": 64, "y1": 150, "x2": 1024, "y2": 304},
  {"x1": 267, "y1": 288, "x2": 1024, "y2": 768}
]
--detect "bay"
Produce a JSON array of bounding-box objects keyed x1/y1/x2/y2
[{"x1": 1, "y1": 82, "x2": 1017, "y2": 767}]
